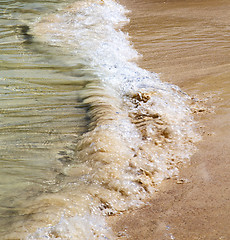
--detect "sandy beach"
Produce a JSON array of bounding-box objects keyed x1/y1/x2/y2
[{"x1": 110, "y1": 0, "x2": 230, "y2": 239}]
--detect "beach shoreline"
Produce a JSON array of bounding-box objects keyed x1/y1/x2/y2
[
  {"x1": 109, "y1": 0, "x2": 230, "y2": 239},
  {"x1": 0, "y1": 0, "x2": 229, "y2": 238}
]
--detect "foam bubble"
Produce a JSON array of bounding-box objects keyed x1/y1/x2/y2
[
  {"x1": 27, "y1": 213, "x2": 113, "y2": 240},
  {"x1": 23, "y1": 0, "x2": 201, "y2": 238}
]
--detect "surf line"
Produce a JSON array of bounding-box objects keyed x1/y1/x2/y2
[{"x1": 25, "y1": 0, "x2": 200, "y2": 239}]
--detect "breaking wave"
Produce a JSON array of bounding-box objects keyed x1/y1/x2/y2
[{"x1": 7, "y1": 0, "x2": 200, "y2": 239}]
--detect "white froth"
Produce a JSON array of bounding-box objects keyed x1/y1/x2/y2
[
  {"x1": 27, "y1": 214, "x2": 113, "y2": 240},
  {"x1": 26, "y1": 0, "x2": 200, "y2": 239}
]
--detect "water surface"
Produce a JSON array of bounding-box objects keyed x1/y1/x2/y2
[
  {"x1": 0, "y1": 0, "x2": 202, "y2": 239},
  {"x1": 0, "y1": 0, "x2": 91, "y2": 237}
]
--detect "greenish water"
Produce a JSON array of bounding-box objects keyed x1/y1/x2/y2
[
  {"x1": 0, "y1": 0, "x2": 201, "y2": 238},
  {"x1": 0, "y1": 0, "x2": 92, "y2": 236}
]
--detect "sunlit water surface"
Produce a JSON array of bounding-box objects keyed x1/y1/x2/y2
[
  {"x1": 0, "y1": 0, "x2": 92, "y2": 236},
  {"x1": 0, "y1": 0, "x2": 201, "y2": 239}
]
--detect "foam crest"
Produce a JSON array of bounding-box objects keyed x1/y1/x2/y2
[
  {"x1": 27, "y1": 214, "x2": 113, "y2": 240},
  {"x1": 24, "y1": 0, "x2": 200, "y2": 239}
]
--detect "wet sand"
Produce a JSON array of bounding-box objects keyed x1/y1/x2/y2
[{"x1": 110, "y1": 0, "x2": 230, "y2": 239}]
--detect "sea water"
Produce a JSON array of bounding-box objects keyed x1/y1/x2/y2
[{"x1": 0, "y1": 0, "x2": 200, "y2": 239}]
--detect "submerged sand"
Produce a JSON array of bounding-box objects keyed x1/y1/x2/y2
[{"x1": 110, "y1": 0, "x2": 230, "y2": 239}]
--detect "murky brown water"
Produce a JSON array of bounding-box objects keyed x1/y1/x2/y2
[{"x1": 111, "y1": 0, "x2": 230, "y2": 239}]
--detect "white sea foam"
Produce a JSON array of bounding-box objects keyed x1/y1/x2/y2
[
  {"x1": 25, "y1": 0, "x2": 200, "y2": 239},
  {"x1": 27, "y1": 213, "x2": 113, "y2": 240}
]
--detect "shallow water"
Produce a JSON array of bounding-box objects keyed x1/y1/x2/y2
[
  {"x1": 0, "y1": 0, "x2": 91, "y2": 237},
  {"x1": 111, "y1": 0, "x2": 230, "y2": 239},
  {"x1": 0, "y1": 0, "x2": 202, "y2": 239}
]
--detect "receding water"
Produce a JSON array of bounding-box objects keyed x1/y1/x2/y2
[{"x1": 0, "y1": 0, "x2": 201, "y2": 239}]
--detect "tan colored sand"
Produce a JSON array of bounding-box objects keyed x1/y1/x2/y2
[{"x1": 109, "y1": 0, "x2": 230, "y2": 239}]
